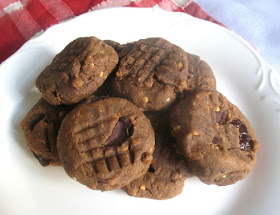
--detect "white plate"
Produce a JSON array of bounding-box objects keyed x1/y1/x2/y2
[{"x1": 0, "y1": 7, "x2": 279, "y2": 215}]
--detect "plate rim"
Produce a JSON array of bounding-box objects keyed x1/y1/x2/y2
[{"x1": 0, "y1": 6, "x2": 279, "y2": 215}]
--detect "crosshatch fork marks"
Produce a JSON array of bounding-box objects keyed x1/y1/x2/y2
[
  {"x1": 73, "y1": 116, "x2": 119, "y2": 136},
  {"x1": 73, "y1": 116, "x2": 119, "y2": 147},
  {"x1": 125, "y1": 39, "x2": 181, "y2": 86},
  {"x1": 134, "y1": 47, "x2": 167, "y2": 85},
  {"x1": 78, "y1": 142, "x2": 135, "y2": 174}
]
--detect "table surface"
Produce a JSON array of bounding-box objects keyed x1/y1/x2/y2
[
  {"x1": 194, "y1": 0, "x2": 280, "y2": 73},
  {"x1": 1, "y1": 0, "x2": 279, "y2": 74}
]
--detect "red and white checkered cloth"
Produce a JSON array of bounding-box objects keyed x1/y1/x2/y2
[{"x1": 0, "y1": 0, "x2": 225, "y2": 63}]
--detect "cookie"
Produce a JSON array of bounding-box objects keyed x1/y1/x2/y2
[
  {"x1": 35, "y1": 37, "x2": 119, "y2": 105},
  {"x1": 94, "y1": 40, "x2": 126, "y2": 97},
  {"x1": 117, "y1": 42, "x2": 136, "y2": 59},
  {"x1": 103, "y1": 40, "x2": 122, "y2": 53},
  {"x1": 112, "y1": 38, "x2": 190, "y2": 111},
  {"x1": 170, "y1": 90, "x2": 260, "y2": 185},
  {"x1": 20, "y1": 98, "x2": 73, "y2": 166},
  {"x1": 185, "y1": 53, "x2": 216, "y2": 91},
  {"x1": 57, "y1": 97, "x2": 155, "y2": 191},
  {"x1": 124, "y1": 112, "x2": 192, "y2": 199}
]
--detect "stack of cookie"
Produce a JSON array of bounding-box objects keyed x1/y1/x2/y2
[{"x1": 20, "y1": 37, "x2": 260, "y2": 200}]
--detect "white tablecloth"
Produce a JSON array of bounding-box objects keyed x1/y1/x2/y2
[{"x1": 194, "y1": 0, "x2": 280, "y2": 73}]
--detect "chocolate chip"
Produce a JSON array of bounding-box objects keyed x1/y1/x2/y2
[
  {"x1": 231, "y1": 119, "x2": 253, "y2": 151},
  {"x1": 212, "y1": 136, "x2": 222, "y2": 144},
  {"x1": 148, "y1": 166, "x2": 156, "y2": 173},
  {"x1": 33, "y1": 152, "x2": 50, "y2": 166},
  {"x1": 52, "y1": 91, "x2": 58, "y2": 98},
  {"x1": 216, "y1": 111, "x2": 227, "y2": 124},
  {"x1": 104, "y1": 117, "x2": 133, "y2": 147}
]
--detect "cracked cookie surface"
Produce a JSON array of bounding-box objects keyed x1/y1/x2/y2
[
  {"x1": 124, "y1": 111, "x2": 192, "y2": 199},
  {"x1": 170, "y1": 90, "x2": 260, "y2": 185},
  {"x1": 57, "y1": 97, "x2": 155, "y2": 191},
  {"x1": 20, "y1": 98, "x2": 73, "y2": 166},
  {"x1": 35, "y1": 37, "x2": 119, "y2": 105}
]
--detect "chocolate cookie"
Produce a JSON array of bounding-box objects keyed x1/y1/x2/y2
[
  {"x1": 117, "y1": 42, "x2": 136, "y2": 59},
  {"x1": 103, "y1": 40, "x2": 122, "y2": 53},
  {"x1": 57, "y1": 97, "x2": 155, "y2": 191},
  {"x1": 35, "y1": 37, "x2": 119, "y2": 105},
  {"x1": 170, "y1": 90, "x2": 260, "y2": 185},
  {"x1": 186, "y1": 53, "x2": 216, "y2": 91},
  {"x1": 124, "y1": 112, "x2": 192, "y2": 199},
  {"x1": 112, "y1": 38, "x2": 190, "y2": 111},
  {"x1": 20, "y1": 98, "x2": 73, "y2": 166}
]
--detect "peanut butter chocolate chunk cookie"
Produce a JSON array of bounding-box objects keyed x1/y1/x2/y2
[
  {"x1": 57, "y1": 97, "x2": 155, "y2": 191},
  {"x1": 117, "y1": 42, "x2": 136, "y2": 59},
  {"x1": 35, "y1": 37, "x2": 119, "y2": 105},
  {"x1": 20, "y1": 98, "x2": 73, "y2": 166},
  {"x1": 170, "y1": 90, "x2": 260, "y2": 185},
  {"x1": 186, "y1": 53, "x2": 216, "y2": 91},
  {"x1": 112, "y1": 38, "x2": 190, "y2": 111},
  {"x1": 103, "y1": 40, "x2": 122, "y2": 53},
  {"x1": 124, "y1": 112, "x2": 192, "y2": 199}
]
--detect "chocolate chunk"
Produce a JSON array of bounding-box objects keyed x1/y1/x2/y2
[
  {"x1": 231, "y1": 119, "x2": 253, "y2": 151},
  {"x1": 105, "y1": 117, "x2": 133, "y2": 147},
  {"x1": 148, "y1": 166, "x2": 156, "y2": 173},
  {"x1": 33, "y1": 153, "x2": 50, "y2": 167},
  {"x1": 216, "y1": 111, "x2": 227, "y2": 124},
  {"x1": 212, "y1": 137, "x2": 222, "y2": 145}
]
